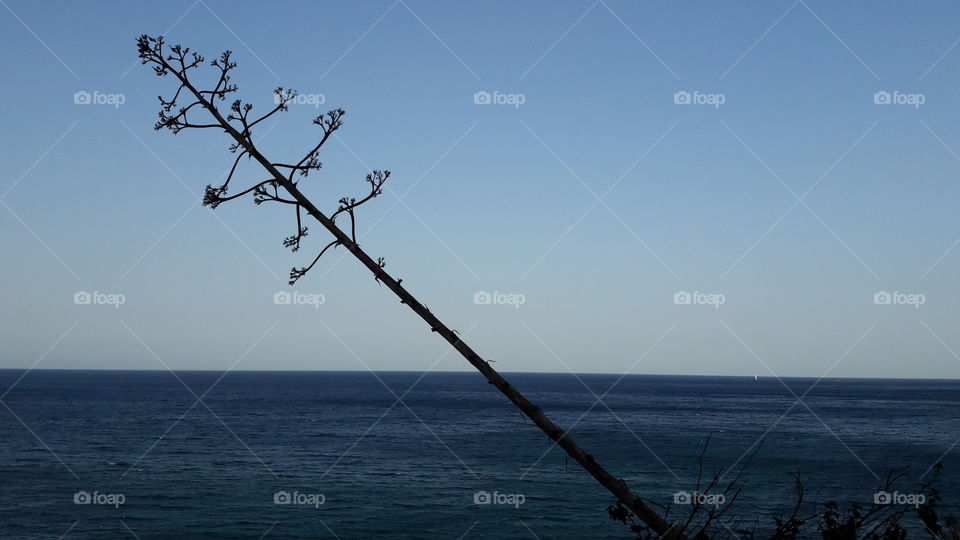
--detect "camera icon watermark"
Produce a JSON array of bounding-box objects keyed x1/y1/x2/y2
[
  {"x1": 673, "y1": 290, "x2": 725, "y2": 309},
  {"x1": 273, "y1": 291, "x2": 325, "y2": 308},
  {"x1": 73, "y1": 90, "x2": 126, "y2": 108},
  {"x1": 673, "y1": 90, "x2": 725, "y2": 108},
  {"x1": 873, "y1": 91, "x2": 924, "y2": 108},
  {"x1": 473, "y1": 290, "x2": 525, "y2": 309},
  {"x1": 74, "y1": 490, "x2": 125, "y2": 508},
  {"x1": 74, "y1": 290, "x2": 126, "y2": 309},
  {"x1": 873, "y1": 290, "x2": 924, "y2": 309},
  {"x1": 874, "y1": 490, "x2": 925, "y2": 508},
  {"x1": 473, "y1": 90, "x2": 526, "y2": 108},
  {"x1": 673, "y1": 491, "x2": 725, "y2": 507},
  {"x1": 473, "y1": 490, "x2": 525, "y2": 508},
  {"x1": 277, "y1": 92, "x2": 325, "y2": 108},
  {"x1": 274, "y1": 490, "x2": 325, "y2": 508}
]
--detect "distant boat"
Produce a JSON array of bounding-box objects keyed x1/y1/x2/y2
[{"x1": 754, "y1": 373, "x2": 759, "y2": 381}]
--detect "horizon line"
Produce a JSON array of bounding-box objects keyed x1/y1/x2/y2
[{"x1": 0, "y1": 367, "x2": 956, "y2": 381}]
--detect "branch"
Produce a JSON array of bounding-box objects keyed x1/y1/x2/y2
[{"x1": 137, "y1": 34, "x2": 689, "y2": 540}]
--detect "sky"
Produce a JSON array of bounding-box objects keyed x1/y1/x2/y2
[{"x1": 1, "y1": 0, "x2": 959, "y2": 378}]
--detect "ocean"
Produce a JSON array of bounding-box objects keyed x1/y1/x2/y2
[{"x1": 0, "y1": 370, "x2": 957, "y2": 539}]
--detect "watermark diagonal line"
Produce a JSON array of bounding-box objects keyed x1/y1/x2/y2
[
  {"x1": 317, "y1": 319, "x2": 480, "y2": 478},
  {"x1": 520, "y1": 0, "x2": 599, "y2": 79},
  {"x1": 332, "y1": 128, "x2": 482, "y2": 280},
  {"x1": 723, "y1": 1, "x2": 877, "y2": 81},
  {"x1": 802, "y1": 120, "x2": 879, "y2": 199},
  {"x1": 198, "y1": 400, "x2": 279, "y2": 477},
  {"x1": 119, "y1": 399, "x2": 201, "y2": 479},
  {"x1": 1, "y1": 120, "x2": 79, "y2": 199},
  {"x1": 0, "y1": 400, "x2": 80, "y2": 480},
  {"x1": 120, "y1": 519, "x2": 141, "y2": 539},
  {"x1": 397, "y1": 400, "x2": 478, "y2": 476},
  {"x1": 319, "y1": 520, "x2": 341, "y2": 539},
  {"x1": 316, "y1": 321, "x2": 478, "y2": 480},
  {"x1": 120, "y1": 121, "x2": 196, "y2": 198},
  {"x1": 320, "y1": 0, "x2": 400, "y2": 80},
  {"x1": 519, "y1": 321, "x2": 680, "y2": 479},
  {"x1": 799, "y1": 0, "x2": 879, "y2": 80},
  {"x1": 520, "y1": 520, "x2": 542, "y2": 539},
  {"x1": 721, "y1": 320, "x2": 878, "y2": 417},
  {"x1": 457, "y1": 521, "x2": 480, "y2": 540},
  {"x1": 519, "y1": 121, "x2": 601, "y2": 199},
  {"x1": 518, "y1": 320, "x2": 678, "y2": 479},
  {"x1": 0, "y1": 199, "x2": 80, "y2": 280},
  {"x1": 1, "y1": 320, "x2": 79, "y2": 400},
  {"x1": 718, "y1": 198, "x2": 802, "y2": 281},
  {"x1": 258, "y1": 521, "x2": 279, "y2": 539},
  {"x1": 799, "y1": 202, "x2": 880, "y2": 280},
  {"x1": 598, "y1": 0, "x2": 680, "y2": 80},
  {"x1": 0, "y1": 0, "x2": 80, "y2": 79},
  {"x1": 917, "y1": 318, "x2": 960, "y2": 477},
  {"x1": 333, "y1": 121, "x2": 478, "y2": 221},
  {"x1": 598, "y1": 201, "x2": 681, "y2": 280},
  {"x1": 722, "y1": 522, "x2": 745, "y2": 540},
  {"x1": 318, "y1": 402, "x2": 400, "y2": 481},
  {"x1": 518, "y1": 120, "x2": 679, "y2": 280},
  {"x1": 796, "y1": 398, "x2": 879, "y2": 478},
  {"x1": 920, "y1": 320, "x2": 960, "y2": 363},
  {"x1": 921, "y1": 120, "x2": 960, "y2": 162},
  {"x1": 719, "y1": 120, "x2": 879, "y2": 280},
  {"x1": 316, "y1": 121, "x2": 478, "y2": 281},
  {"x1": 399, "y1": 0, "x2": 480, "y2": 80},
  {"x1": 120, "y1": 200, "x2": 199, "y2": 280},
  {"x1": 720, "y1": 0, "x2": 799, "y2": 80},
  {"x1": 324, "y1": 325, "x2": 478, "y2": 474},
  {"x1": 718, "y1": 320, "x2": 880, "y2": 481},
  {"x1": 119, "y1": 119, "x2": 283, "y2": 281},
  {"x1": 920, "y1": 35, "x2": 960, "y2": 80},
  {"x1": 58, "y1": 520, "x2": 80, "y2": 539},
  {"x1": 208, "y1": 211, "x2": 283, "y2": 281},
  {"x1": 119, "y1": 320, "x2": 280, "y2": 477},
  {"x1": 919, "y1": 236, "x2": 960, "y2": 280},
  {"x1": 200, "y1": 0, "x2": 281, "y2": 80},
  {"x1": 518, "y1": 199, "x2": 602, "y2": 281},
  {"x1": 598, "y1": 121, "x2": 680, "y2": 200},
  {"x1": 921, "y1": 439, "x2": 960, "y2": 481},
  {"x1": 918, "y1": 123, "x2": 960, "y2": 280},
  {"x1": 395, "y1": 198, "x2": 481, "y2": 279},
  {"x1": 714, "y1": 398, "x2": 804, "y2": 486}
]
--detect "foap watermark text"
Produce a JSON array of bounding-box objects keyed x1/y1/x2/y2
[
  {"x1": 278, "y1": 92, "x2": 325, "y2": 108},
  {"x1": 874, "y1": 290, "x2": 924, "y2": 309},
  {"x1": 873, "y1": 91, "x2": 924, "y2": 108},
  {"x1": 474, "y1": 490, "x2": 525, "y2": 508},
  {"x1": 474, "y1": 91, "x2": 525, "y2": 108},
  {"x1": 274, "y1": 490, "x2": 325, "y2": 508},
  {"x1": 674, "y1": 491, "x2": 725, "y2": 507},
  {"x1": 74, "y1": 91, "x2": 125, "y2": 108},
  {"x1": 874, "y1": 491, "x2": 925, "y2": 508},
  {"x1": 474, "y1": 291, "x2": 525, "y2": 309},
  {"x1": 674, "y1": 91, "x2": 725, "y2": 108},
  {"x1": 674, "y1": 290, "x2": 725, "y2": 309},
  {"x1": 74, "y1": 490, "x2": 125, "y2": 508},
  {"x1": 274, "y1": 291, "x2": 325, "y2": 308},
  {"x1": 74, "y1": 291, "x2": 125, "y2": 309}
]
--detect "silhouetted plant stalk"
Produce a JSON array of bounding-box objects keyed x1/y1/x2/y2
[{"x1": 136, "y1": 35, "x2": 688, "y2": 539}]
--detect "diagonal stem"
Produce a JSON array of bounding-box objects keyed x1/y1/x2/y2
[{"x1": 162, "y1": 57, "x2": 688, "y2": 540}]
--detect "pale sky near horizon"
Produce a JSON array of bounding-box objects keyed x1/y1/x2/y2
[{"x1": 2, "y1": 1, "x2": 960, "y2": 378}]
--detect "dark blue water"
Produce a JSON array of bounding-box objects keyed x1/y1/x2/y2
[{"x1": 0, "y1": 370, "x2": 957, "y2": 539}]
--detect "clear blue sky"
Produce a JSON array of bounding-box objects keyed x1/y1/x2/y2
[{"x1": 2, "y1": 1, "x2": 959, "y2": 377}]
